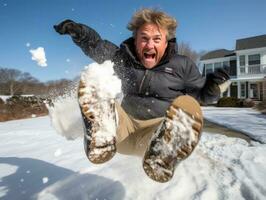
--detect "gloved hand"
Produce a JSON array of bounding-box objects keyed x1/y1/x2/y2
[
  {"x1": 209, "y1": 68, "x2": 230, "y2": 84},
  {"x1": 54, "y1": 19, "x2": 81, "y2": 38},
  {"x1": 207, "y1": 68, "x2": 231, "y2": 93}
]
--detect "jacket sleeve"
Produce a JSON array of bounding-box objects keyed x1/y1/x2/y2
[
  {"x1": 71, "y1": 23, "x2": 119, "y2": 64},
  {"x1": 184, "y1": 57, "x2": 221, "y2": 104}
]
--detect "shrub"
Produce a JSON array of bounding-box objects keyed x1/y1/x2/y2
[
  {"x1": 0, "y1": 97, "x2": 4, "y2": 105},
  {"x1": 242, "y1": 98, "x2": 255, "y2": 108},
  {"x1": 256, "y1": 100, "x2": 266, "y2": 114},
  {"x1": 217, "y1": 97, "x2": 258, "y2": 108},
  {"x1": 217, "y1": 97, "x2": 242, "y2": 107},
  {"x1": 0, "y1": 95, "x2": 48, "y2": 122}
]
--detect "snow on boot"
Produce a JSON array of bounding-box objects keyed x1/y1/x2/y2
[
  {"x1": 78, "y1": 61, "x2": 121, "y2": 164},
  {"x1": 143, "y1": 95, "x2": 203, "y2": 182}
]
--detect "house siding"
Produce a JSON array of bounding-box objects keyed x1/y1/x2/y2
[
  {"x1": 200, "y1": 36, "x2": 266, "y2": 102},
  {"x1": 263, "y1": 80, "x2": 266, "y2": 101}
]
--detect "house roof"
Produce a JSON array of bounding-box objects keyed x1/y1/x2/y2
[
  {"x1": 236, "y1": 34, "x2": 266, "y2": 50},
  {"x1": 200, "y1": 49, "x2": 235, "y2": 60}
]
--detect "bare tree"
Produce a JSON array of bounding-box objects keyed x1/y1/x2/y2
[
  {"x1": 0, "y1": 68, "x2": 23, "y2": 95},
  {"x1": 0, "y1": 67, "x2": 75, "y2": 97},
  {"x1": 0, "y1": 68, "x2": 41, "y2": 95},
  {"x1": 178, "y1": 42, "x2": 199, "y2": 63},
  {"x1": 20, "y1": 72, "x2": 40, "y2": 94},
  {"x1": 44, "y1": 78, "x2": 73, "y2": 97}
]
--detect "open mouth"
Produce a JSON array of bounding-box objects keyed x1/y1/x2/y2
[{"x1": 144, "y1": 53, "x2": 156, "y2": 60}]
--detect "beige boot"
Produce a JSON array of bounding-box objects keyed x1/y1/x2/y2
[
  {"x1": 143, "y1": 95, "x2": 203, "y2": 182},
  {"x1": 78, "y1": 79, "x2": 117, "y2": 164}
]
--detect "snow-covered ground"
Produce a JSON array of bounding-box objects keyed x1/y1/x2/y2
[
  {"x1": 1, "y1": 109, "x2": 266, "y2": 200},
  {"x1": 0, "y1": 95, "x2": 34, "y2": 102},
  {"x1": 203, "y1": 107, "x2": 266, "y2": 143},
  {"x1": 0, "y1": 96, "x2": 11, "y2": 102}
]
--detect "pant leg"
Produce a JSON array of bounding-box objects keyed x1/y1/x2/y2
[
  {"x1": 129, "y1": 117, "x2": 164, "y2": 156},
  {"x1": 115, "y1": 101, "x2": 135, "y2": 143},
  {"x1": 115, "y1": 101, "x2": 164, "y2": 156}
]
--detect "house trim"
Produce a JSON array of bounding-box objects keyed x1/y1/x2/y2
[{"x1": 200, "y1": 34, "x2": 266, "y2": 101}]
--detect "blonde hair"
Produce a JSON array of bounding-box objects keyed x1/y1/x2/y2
[{"x1": 127, "y1": 8, "x2": 178, "y2": 40}]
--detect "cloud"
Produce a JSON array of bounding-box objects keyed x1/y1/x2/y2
[
  {"x1": 26, "y1": 42, "x2": 31, "y2": 47},
  {"x1": 29, "y1": 47, "x2": 47, "y2": 67}
]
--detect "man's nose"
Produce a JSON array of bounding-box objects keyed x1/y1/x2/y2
[{"x1": 146, "y1": 39, "x2": 154, "y2": 48}]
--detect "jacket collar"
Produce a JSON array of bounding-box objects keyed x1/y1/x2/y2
[{"x1": 120, "y1": 37, "x2": 178, "y2": 67}]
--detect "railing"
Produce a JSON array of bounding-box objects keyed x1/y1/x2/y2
[{"x1": 239, "y1": 64, "x2": 266, "y2": 76}]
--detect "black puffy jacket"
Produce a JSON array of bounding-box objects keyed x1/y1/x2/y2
[{"x1": 72, "y1": 24, "x2": 220, "y2": 120}]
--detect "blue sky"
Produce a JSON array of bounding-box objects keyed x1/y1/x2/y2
[{"x1": 0, "y1": 0, "x2": 266, "y2": 82}]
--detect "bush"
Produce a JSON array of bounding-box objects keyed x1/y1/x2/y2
[
  {"x1": 217, "y1": 97, "x2": 242, "y2": 107},
  {"x1": 0, "y1": 97, "x2": 4, "y2": 105},
  {"x1": 0, "y1": 95, "x2": 48, "y2": 122},
  {"x1": 256, "y1": 100, "x2": 266, "y2": 114},
  {"x1": 217, "y1": 97, "x2": 256, "y2": 108},
  {"x1": 243, "y1": 98, "x2": 255, "y2": 108}
]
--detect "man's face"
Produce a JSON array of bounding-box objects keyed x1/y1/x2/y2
[{"x1": 135, "y1": 23, "x2": 168, "y2": 69}]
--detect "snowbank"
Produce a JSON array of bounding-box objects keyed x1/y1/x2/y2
[
  {"x1": 203, "y1": 107, "x2": 266, "y2": 143},
  {"x1": 0, "y1": 117, "x2": 266, "y2": 200}
]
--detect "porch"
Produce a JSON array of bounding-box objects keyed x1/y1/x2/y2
[
  {"x1": 224, "y1": 79, "x2": 266, "y2": 101},
  {"x1": 238, "y1": 64, "x2": 266, "y2": 77}
]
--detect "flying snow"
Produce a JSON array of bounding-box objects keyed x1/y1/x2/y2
[
  {"x1": 29, "y1": 47, "x2": 47, "y2": 67},
  {"x1": 42, "y1": 177, "x2": 49, "y2": 184},
  {"x1": 47, "y1": 60, "x2": 122, "y2": 140},
  {"x1": 54, "y1": 148, "x2": 62, "y2": 157},
  {"x1": 47, "y1": 89, "x2": 84, "y2": 140},
  {"x1": 80, "y1": 60, "x2": 121, "y2": 100}
]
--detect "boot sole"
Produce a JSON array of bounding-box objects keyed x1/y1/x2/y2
[
  {"x1": 79, "y1": 80, "x2": 117, "y2": 164},
  {"x1": 143, "y1": 96, "x2": 203, "y2": 182}
]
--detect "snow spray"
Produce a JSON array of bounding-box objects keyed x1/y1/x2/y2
[{"x1": 47, "y1": 60, "x2": 122, "y2": 140}]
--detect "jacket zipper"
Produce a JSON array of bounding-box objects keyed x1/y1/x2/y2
[{"x1": 138, "y1": 70, "x2": 148, "y2": 93}]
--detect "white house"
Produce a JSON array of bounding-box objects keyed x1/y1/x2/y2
[{"x1": 200, "y1": 34, "x2": 266, "y2": 101}]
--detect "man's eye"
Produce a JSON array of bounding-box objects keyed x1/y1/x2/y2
[
  {"x1": 141, "y1": 37, "x2": 149, "y2": 41},
  {"x1": 154, "y1": 38, "x2": 161, "y2": 43}
]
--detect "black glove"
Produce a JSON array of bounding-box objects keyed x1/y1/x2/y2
[
  {"x1": 207, "y1": 68, "x2": 231, "y2": 94},
  {"x1": 207, "y1": 68, "x2": 230, "y2": 85},
  {"x1": 53, "y1": 19, "x2": 81, "y2": 38}
]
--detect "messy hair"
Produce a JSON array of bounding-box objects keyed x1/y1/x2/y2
[{"x1": 127, "y1": 8, "x2": 178, "y2": 40}]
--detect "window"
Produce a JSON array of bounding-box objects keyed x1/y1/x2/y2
[
  {"x1": 205, "y1": 63, "x2": 213, "y2": 74},
  {"x1": 248, "y1": 54, "x2": 260, "y2": 65},
  {"x1": 239, "y1": 55, "x2": 246, "y2": 74},
  {"x1": 222, "y1": 90, "x2": 228, "y2": 97},
  {"x1": 250, "y1": 83, "x2": 258, "y2": 99},
  {"x1": 214, "y1": 62, "x2": 222, "y2": 71},
  {"x1": 240, "y1": 66, "x2": 245, "y2": 74},
  {"x1": 223, "y1": 61, "x2": 229, "y2": 68},
  {"x1": 239, "y1": 55, "x2": 245, "y2": 66},
  {"x1": 240, "y1": 83, "x2": 246, "y2": 98}
]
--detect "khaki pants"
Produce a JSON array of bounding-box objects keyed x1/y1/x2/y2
[
  {"x1": 115, "y1": 102, "x2": 164, "y2": 157},
  {"x1": 114, "y1": 95, "x2": 203, "y2": 157}
]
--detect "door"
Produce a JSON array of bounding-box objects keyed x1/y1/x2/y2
[
  {"x1": 229, "y1": 60, "x2": 237, "y2": 76},
  {"x1": 249, "y1": 83, "x2": 259, "y2": 99},
  {"x1": 230, "y1": 84, "x2": 238, "y2": 98}
]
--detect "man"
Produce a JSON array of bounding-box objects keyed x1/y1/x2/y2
[{"x1": 54, "y1": 8, "x2": 230, "y2": 182}]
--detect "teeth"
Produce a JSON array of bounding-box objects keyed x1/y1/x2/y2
[{"x1": 144, "y1": 53, "x2": 155, "y2": 59}]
